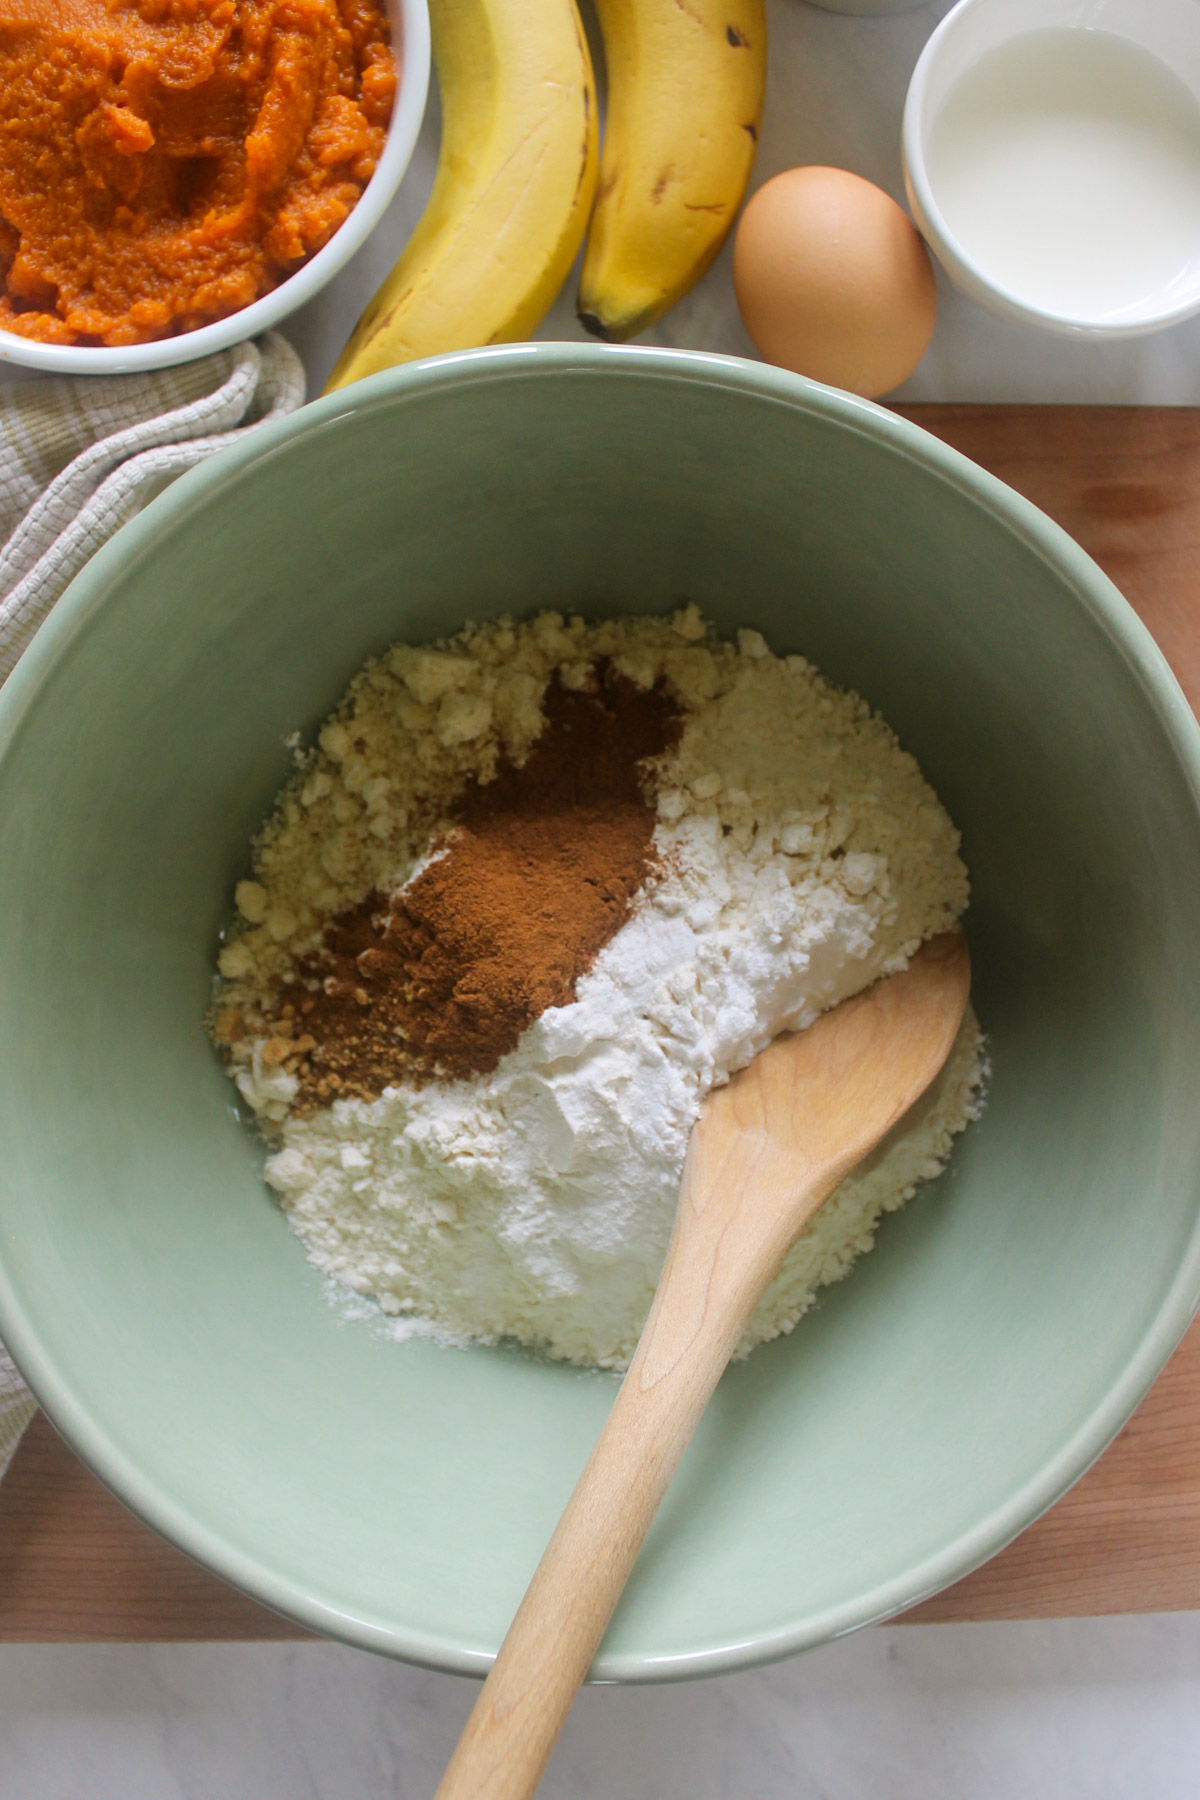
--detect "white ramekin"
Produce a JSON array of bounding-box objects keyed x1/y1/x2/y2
[
  {"x1": 0, "y1": 0, "x2": 430, "y2": 376},
  {"x1": 903, "y1": 0, "x2": 1200, "y2": 340}
]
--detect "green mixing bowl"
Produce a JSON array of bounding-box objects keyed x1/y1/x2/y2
[{"x1": 2, "y1": 345, "x2": 1200, "y2": 1676}]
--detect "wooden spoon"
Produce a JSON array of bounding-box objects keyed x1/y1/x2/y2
[{"x1": 435, "y1": 930, "x2": 971, "y2": 1800}]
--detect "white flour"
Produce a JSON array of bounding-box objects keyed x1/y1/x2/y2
[{"x1": 218, "y1": 610, "x2": 985, "y2": 1369}]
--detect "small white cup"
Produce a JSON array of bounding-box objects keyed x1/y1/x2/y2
[
  {"x1": 903, "y1": 0, "x2": 1200, "y2": 338},
  {"x1": 0, "y1": 0, "x2": 430, "y2": 375}
]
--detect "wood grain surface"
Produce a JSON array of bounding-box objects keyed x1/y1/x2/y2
[{"x1": 4, "y1": 403, "x2": 1200, "y2": 1642}]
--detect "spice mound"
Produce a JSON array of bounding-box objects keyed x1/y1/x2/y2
[
  {"x1": 278, "y1": 664, "x2": 680, "y2": 1103},
  {"x1": 0, "y1": 0, "x2": 395, "y2": 348},
  {"x1": 211, "y1": 609, "x2": 987, "y2": 1371}
]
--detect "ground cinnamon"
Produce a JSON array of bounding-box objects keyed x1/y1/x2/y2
[{"x1": 272, "y1": 665, "x2": 680, "y2": 1107}]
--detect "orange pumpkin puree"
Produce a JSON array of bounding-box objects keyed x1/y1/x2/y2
[{"x1": 0, "y1": 0, "x2": 395, "y2": 346}]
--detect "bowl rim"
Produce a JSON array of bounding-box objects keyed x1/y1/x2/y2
[
  {"x1": 901, "y1": 0, "x2": 1200, "y2": 341},
  {"x1": 3, "y1": 342, "x2": 1200, "y2": 1677},
  {"x1": 0, "y1": 0, "x2": 431, "y2": 376}
]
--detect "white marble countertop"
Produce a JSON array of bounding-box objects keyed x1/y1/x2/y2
[
  {"x1": 286, "y1": 0, "x2": 1200, "y2": 404},
  {"x1": 4, "y1": 1618, "x2": 1200, "y2": 1798},
  {"x1": 9, "y1": 3, "x2": 1200, "y2": 1794}
]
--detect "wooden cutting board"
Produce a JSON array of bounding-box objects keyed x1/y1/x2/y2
[{"x1": 4, "y1": 404, "x2": 1200, "y2": 1642}]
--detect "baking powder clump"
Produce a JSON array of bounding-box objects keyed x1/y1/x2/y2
[{"x1": 212, "y1": 608, "x2": 986, "y2": 1370}]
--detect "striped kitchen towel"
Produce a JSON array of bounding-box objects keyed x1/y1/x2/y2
[
  {"x1": 0, "y1": 331, "x2": 305, "y2": 684},
  {"x1": 0, "y1": 331, "x2": 306, "y2": 1477},
  {"x1": 0, "y1": 1350, "x2": 32, "y2": 1485}
]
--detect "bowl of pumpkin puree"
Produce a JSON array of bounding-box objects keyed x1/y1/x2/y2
[{"x1": 0, "y1": 0, "x2": 430, "y2": 373}]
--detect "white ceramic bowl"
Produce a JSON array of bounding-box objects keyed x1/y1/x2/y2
[
  {"x1": 0, "y1": 0, "x2": 430, "y2": 377},
  {"x1": 903, "y1": 0, "x2": 1200, "y2": 339}
]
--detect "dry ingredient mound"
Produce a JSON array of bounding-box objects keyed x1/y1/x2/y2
[
  {"x1": 260, "y1": 663, "x2": 681, "y2": 1103},
  {"x1": 212, "y1": 607, "x2": 986, "y2": 1370}
]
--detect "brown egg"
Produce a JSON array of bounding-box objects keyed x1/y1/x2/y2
[{"x1": 733, "y1": 166, "x2": 937, "y2": 398}]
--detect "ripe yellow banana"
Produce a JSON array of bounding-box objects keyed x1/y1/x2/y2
[
  {"x1": 325, "y1": 0, "x2": 598, "y2": 391},
  {"x1": 578, "y1": 0, "x2": 766, "y2": 341}
]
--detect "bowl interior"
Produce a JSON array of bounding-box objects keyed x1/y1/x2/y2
[
  {"x1": 2, "y1": 347, "x2": 1200, "y2": 1675},
  {"x1": 0, "y1": 0, "x2": 430, "y2": 377}
]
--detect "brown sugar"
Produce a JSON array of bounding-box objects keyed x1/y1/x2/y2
[{"x1": 268, "y1": 664, "x2": 680, "y2": 1105}]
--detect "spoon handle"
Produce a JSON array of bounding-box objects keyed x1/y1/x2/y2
[
  {"x1": 435, "y1": 935, "x2": 970, "y2": 1799},
  {"x1": 434, "y1": 1117, "x2": 839, "y2": 1800}
]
